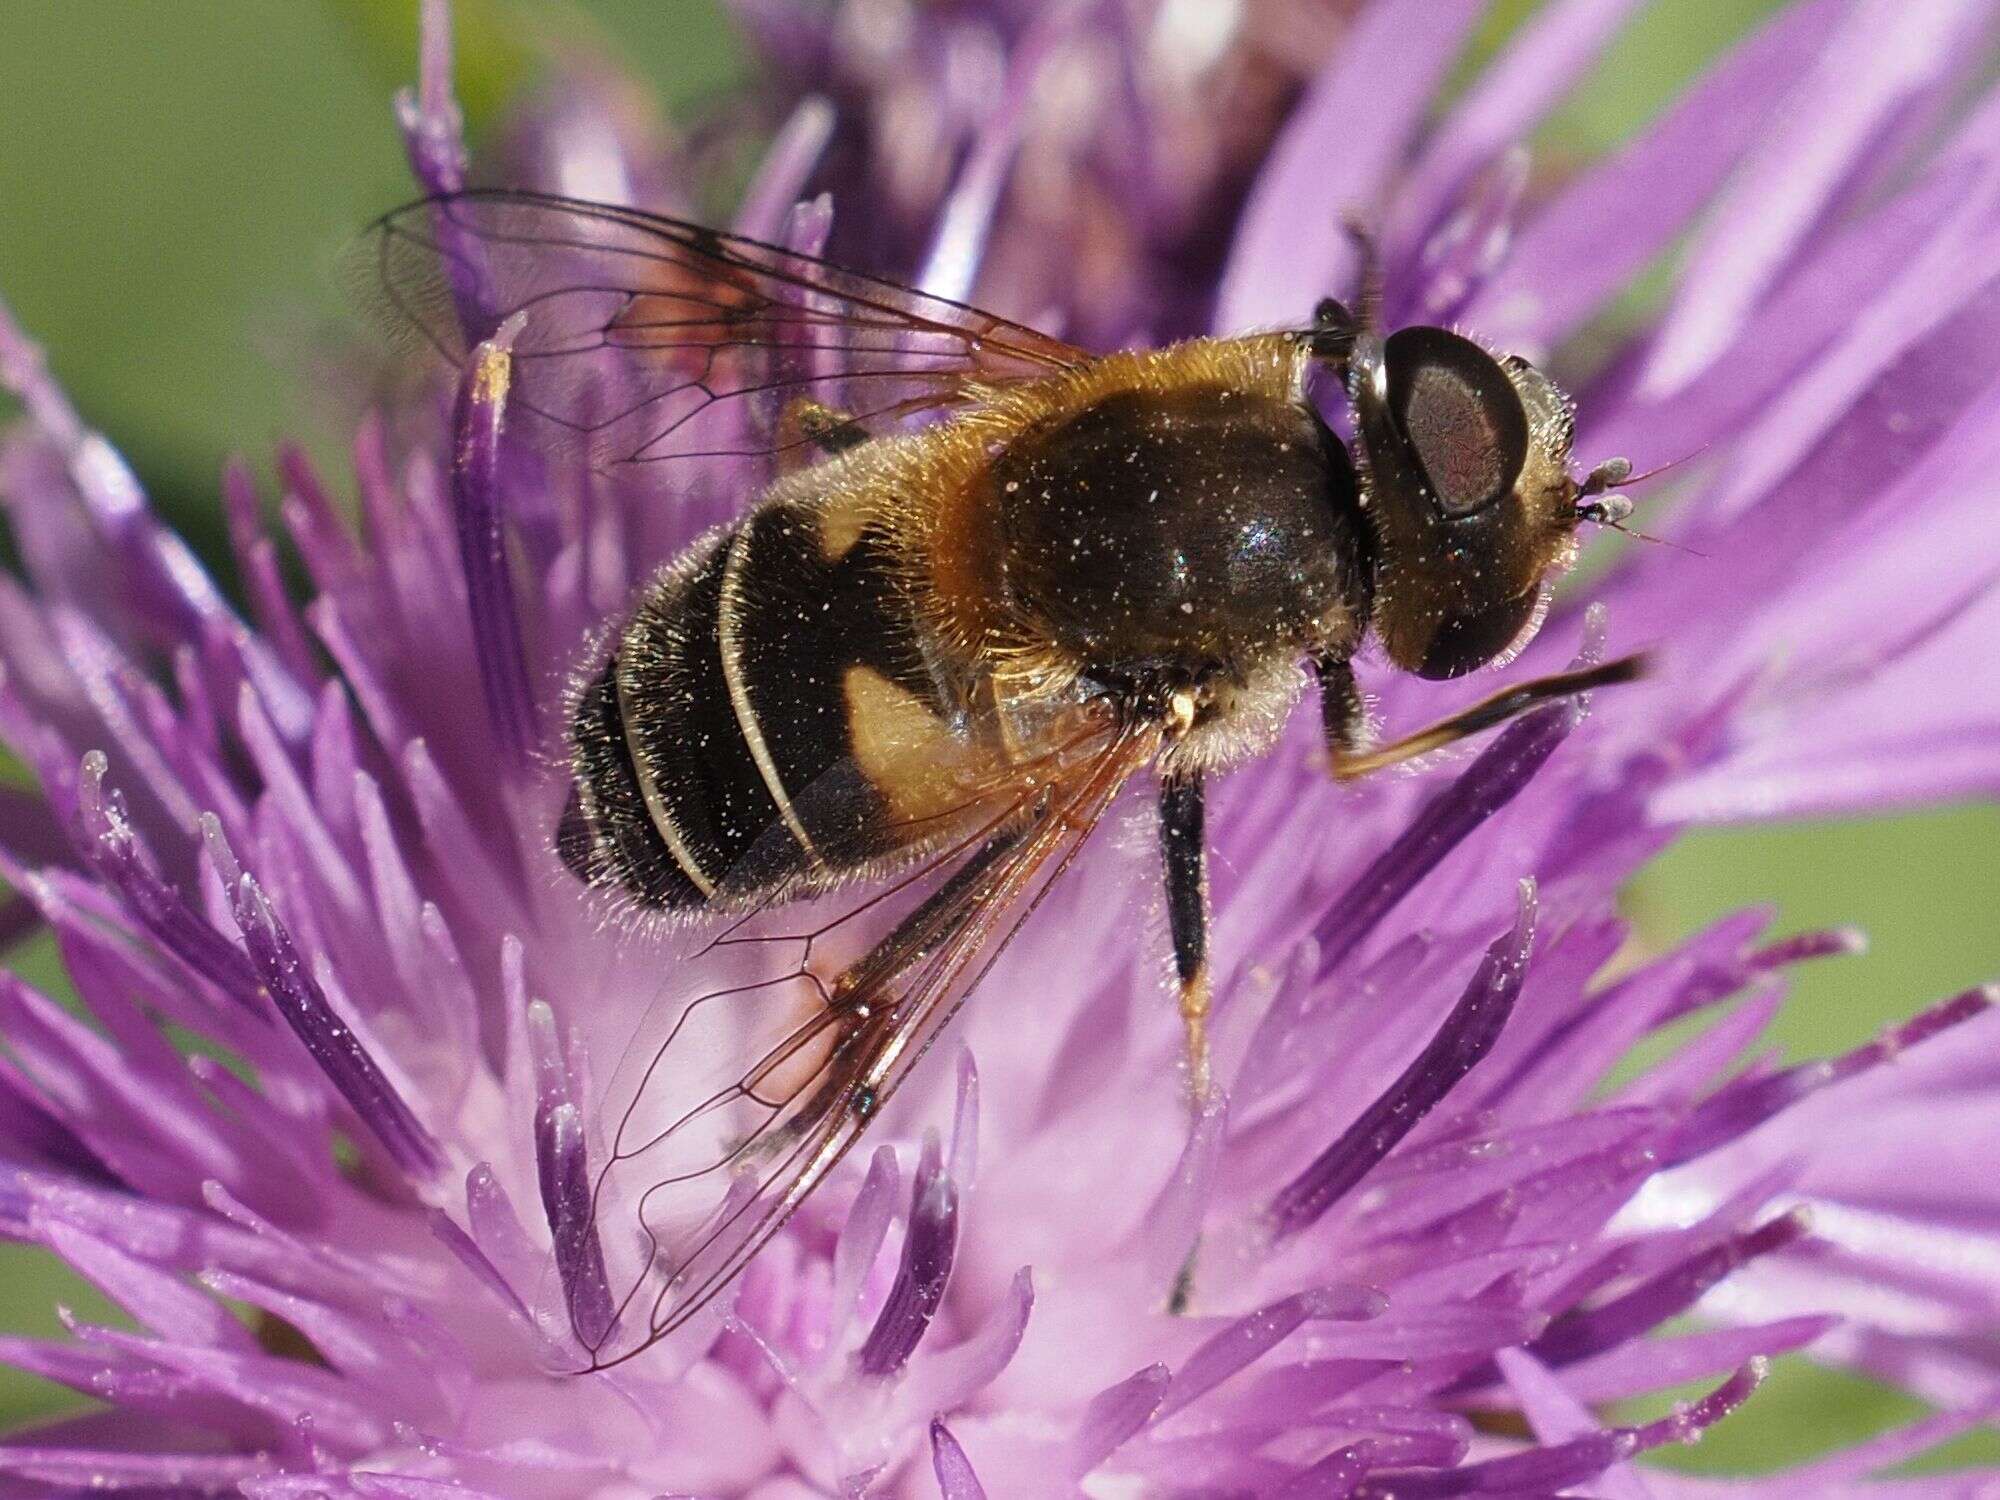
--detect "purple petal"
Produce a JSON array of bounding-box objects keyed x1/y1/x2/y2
[
  {"x1": 930, "y1": 1418, "x2": 988, "y2": 1500},
  {"x1": 399, "y1": 737, "x2": 529, "y2": 932},
  {"x1": 916, "y1": 4, "x2": 1095, "y2": 304},
  {"x1": 1640, "y1": 0, "x2": 1993, "y2": 393},
  {"x1": 74, "y1": 755, "x2": 265, "y2": 1016},
  {"x1": 1467, "y1": 0, "x2": 1846, "y2": 352},
  {"x1": 55, "y1": 1322, "x2": 392, "y2": 1451},
  {"x1": 0, "y1": 969, "x2": 229, "y2": 1202},
  {"x1": 1666, "y1": 988, "x2": 1998, "y2": 1165},
  {"x1": 462, "y1": 1163, "x2": 546, "y2": 1309},
  {"x1": 1216, "y1": 0, "x2": 1485, "y2": 333},
  {"x1": 1749, "y1": 926, "x2": 1869, "y2": 970},
  {"x1": 395, "y1": 0, "x2": 499, "y2": 342},
  {"x1": 1530, "y1": 1212, "x2": 1811, "y2": 1370},
  {"x1": 1141, "y1": 1089, "x2": 1227, "y2": 1291},
  {"x1": 1311, "y1": 696, "x2": 1574, "y2": 978},
  {"x1": 221, "y1": 458, "x2": 318, "y2": 690},
  {"x1": 1560, "y1": 1315, "x2": 1836, "y2": 1401},
  {"x1": 230, "y1": 872, "x2": 442, "y2": 1178},
  {"x1": 1699, "y1": 177, "x2": 2000, "y2": 527},
  {"x1": 307, "y1": 599, "x2": 411, "y2": 758},
  {"x1": 1616, "y1": 986, "x2": 1784, "y2": 1110},
  {"x1": 0, "y1": 1054, "x2": 107, "y2": 1183},
  {"x1": 35, "y1": 1217, "x2": 253, "y2": 1354},
  {"x1": 426, "y1": 1207, "x2": 538, "y2": 1337},
  {"x1": 857, "y1": 1131, "x2": 959, "y2": 1377},
  {"x1": 306, "y1": 682, "x2": 362, "y2": 848},
  {"x1": 449, "y1": 315, "x2": 537, "y2": 761},
  {"x1": 1305, "y1": 1301, "x2": 1546, "y2": 1363},
  {"x1": 904, "y1": 1266, "x2": 1033, "y2": 1415},
  {"x1": 1387, "y1": 0, "x2": 1649, "y2": 277},
  {"x1": 1352, "y1": 1109, "x2": 1661, "y2": 1242},
  {"x1": 1272, "y1": 1444, "x2": 1370, "y2": 1500},
  {"x1": 234, "y1": 682, "x2": 366, "y2": 924},
  {"x1": 734, "y1": 97, "x2": 836, "y2": 241},
  {"x1": 0, "y1": 302, "x2": 237, "y2": 646},
  {"x1": 0, "y1": 1446, "x2": 271, "y2": 1490},
  {"x1": 1274, "y1": 886, "x2": 1538, "y2": 1237},
  {"x1": 1355, "y1": 1364, "x2": 1764, "y2": 1496},
  {"x1": 948, "y1": 1049, "x2": 980, "y2": 1193},
  {"x1": 830, "y1": 1146, "x2": 901, "y2": 1345},
  {"x1": 1067, "y1": 1363, "x2": 1170, "y2": 1476},
  {"x1": 1155, "y1": 1286, "x2": 1385, "y2": 1423},
  {"x1": 1495, "y1": 1347, "x2": 1651, "y2": 1500},
  {"x1": 536, "y1": 1099, "x2": 615, "y2": 1352},
  {"x1": 1410, "y1": 146, "x2": 1529, "y2": 328}
]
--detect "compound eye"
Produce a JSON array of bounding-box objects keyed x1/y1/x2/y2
[{"x1": 1384, "y1": 327, "x2": 1529, "y2": 518}]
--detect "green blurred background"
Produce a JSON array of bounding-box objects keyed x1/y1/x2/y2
[{"x1": 0, "y1": 0, "x2": 1994, "y2": 1476}]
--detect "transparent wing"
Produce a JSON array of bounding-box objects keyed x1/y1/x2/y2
[
  {"x1": 572, "y1": 708, "x2": 1156, "y2": 1370},
  {"x1": 356, "y1": 188, "x2": 1092, "y2": 471}
]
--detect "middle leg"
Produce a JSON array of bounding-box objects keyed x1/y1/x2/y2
[{"x1": 1159, "y1": 774, "x2": 1212, "y2": 1100}]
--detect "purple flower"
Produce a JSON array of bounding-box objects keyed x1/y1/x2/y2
[{"x1": 3, "y1": 0, "x2": 1999, "y2": 1495}]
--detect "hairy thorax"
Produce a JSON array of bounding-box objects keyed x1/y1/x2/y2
[{"x1": 865, "y1": 336, "x2": 1374, "y2": 769}]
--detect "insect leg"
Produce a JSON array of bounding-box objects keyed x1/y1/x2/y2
[
  {"x1": 1158, "y1": 774, "x2": 1212, "y2": 1100},
  {"x1": 1329, "y1": 653, "x2": 1646, "y2": 781},
  {"x1": 1313, "y1": 653, "x2": 1367, "y2": 764},
  {"x1": 782, "y1": 399, "x2": 870, "y2": 458},
  {"x1": 1308, "y1": 218, "x2": 1384, "y2": 362}
]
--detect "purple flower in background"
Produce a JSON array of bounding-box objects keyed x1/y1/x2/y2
[{"x1": 2, "y1": 0, "x2": 2000, "y2": 1495}]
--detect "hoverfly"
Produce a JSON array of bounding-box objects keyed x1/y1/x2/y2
[{"x1": 364, "y1": 189, "x2": 1641, "y2": 1368}]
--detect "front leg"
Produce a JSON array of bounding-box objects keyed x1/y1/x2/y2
[
  {"x1": 1319, "y1": 653, "x2": 1646, "y2": 781},
  {"x1": 1314, "y1": 653, "x2": 1368, "y2": 766},
  {"x1": 1159, "y1": 774, "x2": 1212, "y2": 1101}
]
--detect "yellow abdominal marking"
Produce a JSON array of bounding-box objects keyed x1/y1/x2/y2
[
  {"x1": 817, "y1": 488, "x2": 872, "y2": 563},
  {"x1": 843, "y1": 665, "x2": 970, "y2": 828}
]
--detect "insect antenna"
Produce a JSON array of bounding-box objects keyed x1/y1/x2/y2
[
  {"x1": 1622, "y1": 444, "x2": 1712, "y2": 490},
  {"x1": 1575, "y1": 442, "x2": 1711, "y2": 556},
  {"x1": 1597, "y1": 514, "x2": 1709, "y2": 558}
]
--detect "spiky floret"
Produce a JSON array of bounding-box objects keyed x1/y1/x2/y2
[{"x1": 0, "y1": 1, "x2": 1996, "y2": 1495}]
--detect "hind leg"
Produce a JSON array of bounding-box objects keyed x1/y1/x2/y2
[{"x1": 779, "y1": 399, "x2": 869, "y2": 467}]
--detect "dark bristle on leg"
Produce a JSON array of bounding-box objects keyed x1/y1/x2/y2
[{"x1": 1314, "y1": 653, "x2": 1367, "y2": 765}]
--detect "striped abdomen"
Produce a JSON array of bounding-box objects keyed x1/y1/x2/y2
[{"x1": 559, "y1": 485, "x2": 974, "y2": 910}]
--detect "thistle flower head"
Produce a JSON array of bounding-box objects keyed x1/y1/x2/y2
[{"x1": 2, "y1": 2, "x2": 1999, "y2": 1496}]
